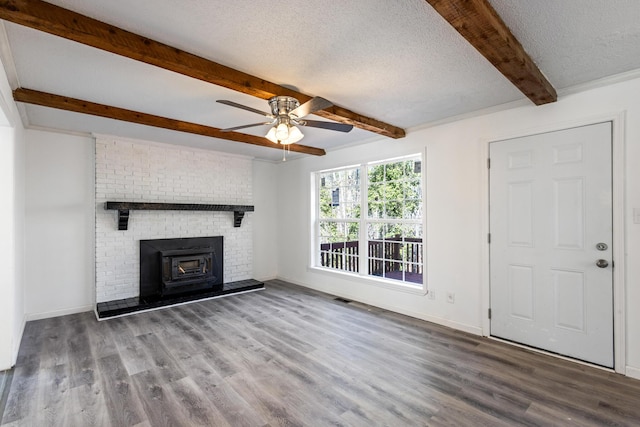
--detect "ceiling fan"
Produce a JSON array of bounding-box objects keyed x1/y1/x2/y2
[{"x1": 217, "y1": 96, "x2": 354, "y2": 145}]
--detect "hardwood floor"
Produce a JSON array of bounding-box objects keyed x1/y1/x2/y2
[{"x1": 2, "y1": 279, "x2": 639, "y2": 426}]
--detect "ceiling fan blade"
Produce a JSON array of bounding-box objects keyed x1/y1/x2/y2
[
  {"x1": 302, "y1": 119, "x2": 354, "y2": 133},
  {"x1": 290, "y1": 97, "x2": 333, "y2": 118},
  {"x1": 221, "y1": 122, "x2": 270, "y2": 132},
  {"x1": 217, "y1": 100, "x2": 271, "y2": 117}
]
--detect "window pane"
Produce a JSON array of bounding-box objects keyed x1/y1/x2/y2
[
  {"x1": 367, "y1": 159, "x2": 421, "y2": 220},
  {"x1": 403, "y1": 223, "x2": 423, "y2": 239},
  {"x1": 405, "y1": 263, "x2": 423, "y2": 284},
  {"x1": 318, "y1": 220, "x2": 359, "y2": 273},
  {"x1": 403, "y1": 200, "x2": 422, "y2": 219},
  {"x1": 347, "y1": 222, "x2": 360, "y2": 241},
  {"x1": 368, "y1": 164, "x2": 385, "y2": 183},
  {"x1": 367, "y1": 223, "x2": 385, "y2": 240},
  {"x1": 319, "y1": 167, "x2": 360, "y2": 220},
  {"x1": 385, "y1": 260, "x2": 403, "y2": 276},
  {"x1": 319, "y1": 187, "x2": 332, "y2": 218},
  {"x1": 385, "y1": 201, "x2": 402, "y2": 219},
  {"x1": 342, "y1": 202, "x2": 360, "y2": 219},
  {"x1": 405, "y1": 159, "x2": 421, "y2": 178},
  {"x1": 384, "y1": 223, "x2": 403, "y2": 239},
  {"x1": 385, "y1": 162, "x2": 404, "y2": 181},
  {"x1": 343, "y1": 186, "x2": 361, "y2": 203},
  {"x1": 385, "y1": 181, "x2": 404, "y2": 201},
  {"x1": 319, "y1": 221, "x2": 337, "y2": 239},
  {"x1": 405, "y1": 179, "x2": 422, "y2": 200},
  {"x1": 368, "y1": 183, "x2": 384, "y2": 201},
  {"x1": 368, "y1": 202, "x2": 384, "y2": 219}
]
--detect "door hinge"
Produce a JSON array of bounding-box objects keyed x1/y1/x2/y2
[
  {"x1": 488, "y1": 233, "x2": 491, "y2": 244},
  {"x1": 487, "y1": 158, "x2": 491, "y2": 169},
  {"x1": 488, "y1": 308, "x2": 492, "y2": 319}
]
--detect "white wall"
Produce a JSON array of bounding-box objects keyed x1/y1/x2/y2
[
  {"x1": 276, "y1": 75, "x2": 640, "y2": 378},
  {"x1": 0, "y1": 126, "x2": 16, "y2": 370},
  {"x1": 252, "y1": 160, "x2": 278, "y2": 281},
  {"x1": 0, "y1": 126, "x2": 25, "y2": 370},
  {"x1": 0, "y1": 52, "x2": 25, "y2": 370},
  {"x1": 24, "y1": 129, "x2": 95, "y2": 319}
]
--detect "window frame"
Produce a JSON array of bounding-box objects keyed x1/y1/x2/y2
[{"x1": 311, "y1": 154, "x2": 426, "y2": 294}]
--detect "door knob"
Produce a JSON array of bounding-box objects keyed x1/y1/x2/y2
[{"x1": 596, "y1": 259, "x2": 609, "y2": 268}]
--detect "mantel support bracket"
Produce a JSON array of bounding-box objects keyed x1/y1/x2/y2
[
  {"x1": 234, "y1": 211, "x2": 245, "y2": 228},
  {"x1": 117, "y1": 209, "x2": 130, "y2": 230}
]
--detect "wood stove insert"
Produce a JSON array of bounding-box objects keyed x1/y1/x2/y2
[{"x1": 140, "y1": 236, "x2": 223, "y2": 298}]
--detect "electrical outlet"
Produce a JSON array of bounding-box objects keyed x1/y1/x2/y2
[
  {"x1": 446, "y1": 292, "x2": 455, "y2": 304},
  {"x1": 427, "y1": 290, "x2": 436, "y2": 300}
]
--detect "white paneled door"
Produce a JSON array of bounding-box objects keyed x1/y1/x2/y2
[{"x1": 489, "y1": 122, "x2": 613, "y2": 367}]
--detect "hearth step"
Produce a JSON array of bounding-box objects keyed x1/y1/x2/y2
[{"x1": 95, "y1": 279, "x2": 264, "y2": 319}]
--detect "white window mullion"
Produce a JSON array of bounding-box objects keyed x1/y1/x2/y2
[{"x1": 359, "y1": 163, "x2": 368, "y2": 276}]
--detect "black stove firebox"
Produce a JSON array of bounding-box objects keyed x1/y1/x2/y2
[{"x1": 140, "y1": 236, "x2": 223, "y2": 299}]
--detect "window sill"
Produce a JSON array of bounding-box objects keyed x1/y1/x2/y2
[{"x1": 307, "y1": 266, "x2": 428, "y2": 296}]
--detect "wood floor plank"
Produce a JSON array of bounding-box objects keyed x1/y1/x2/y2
[
  {"x1": 34, "y1": 364, "x2": 70, "y2": 426},
  {"x1": 84, "y1": 311, "x2": 119, "y2": 359},
  {"x1": 66, "y1": 317, "x2": 98, "y2": 389},
  {"x1": 65, "y1": 381, "x2": 110, "y2": 427},
  {"x1": 1, "y1": 363, "x2": 38, "y2": 424},
  {"x1": 135, "y1": 333, "x2": 186, "y2": 384},
  {"x1": 178, "y1": 352, "x2": 268, "y2": 426},
  {"x1": 38, "y1": 316, "x2": 71, "y2": 369},
  {"x1": 96, "y1": 353, "x2": 146, "y2": 426},
  {"x1": 164, "y1": 376, "x2": 232, "y2": 427},
  {"x1": 110, "y1": 327, "x2": 155, "y2": 377},
  {"x1": 3, "y1": 279, "x2": 640, "y2": 426},
  {"x1": 130, "y1": 369, "x2": 185, "y2": 427},
  {"x1": 196, "y1": 340, "x2": 240, "y2": 379},
  {"x1": 225, "y1": 370, "x2": 308, "y2": 427}
]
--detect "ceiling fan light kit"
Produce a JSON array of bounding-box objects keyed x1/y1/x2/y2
[
  {"x1": 217, "y1": 95, "x2": 354, "y2": 149},
  {"x1": 265, "y1": 123, "x2": 304, "y2": 145}
]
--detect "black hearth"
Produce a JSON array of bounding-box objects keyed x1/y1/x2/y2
[{"x1": 140, "y1": 236, "x2": 223, "y2": 299}]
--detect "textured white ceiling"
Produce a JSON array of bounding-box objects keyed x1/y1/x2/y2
[{"x1": 2, "y1": 0, "x2": 640, "y2": 161}]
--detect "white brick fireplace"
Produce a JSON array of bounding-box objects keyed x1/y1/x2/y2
[{"x1": 95, "y1": 136, "x2": 253, "y2": 303}]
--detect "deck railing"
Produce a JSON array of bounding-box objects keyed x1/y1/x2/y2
[
  {"x1": 320, "y1": 240, "x2": 360, "y2": 272},
  {"x1": 320, "y1": 237, "x2": 423, "y2": 281}
]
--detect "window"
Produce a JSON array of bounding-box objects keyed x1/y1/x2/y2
[
  {"x1": 314, "y1": 155, "x2": 423, "y2": 288},
  {"x1": 318, "y1": 166, "x2": 361, "y2": 273}
]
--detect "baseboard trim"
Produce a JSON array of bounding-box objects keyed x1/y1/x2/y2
[
  {"x1": 626, "y1": 366, "x2": 640, "y2": 380},
  {"x1": 25, "y1": 305, "x2": 94, "y2": 322},
  {"x1": 275, "y1": 275, "x2": 482, "y2": 336}
]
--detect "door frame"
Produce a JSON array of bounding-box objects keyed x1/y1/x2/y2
[{"x1": 480, "y1": 112, "x2": 626, "y2": 374}]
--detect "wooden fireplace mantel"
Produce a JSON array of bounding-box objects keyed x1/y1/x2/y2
[{"x1": 105, "y1": 201, "x2": 254, "y2": 230}]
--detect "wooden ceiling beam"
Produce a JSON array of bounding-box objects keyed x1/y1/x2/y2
[
  {"x1": 13, "y1": 88, "x2": 326, "y2": 156},
  {"x1": 0, "y1": 0, "x2": 405, "y2": 139},
  {"x1": 425, "y1": 0, "x2": 557, "y2": 105}
]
